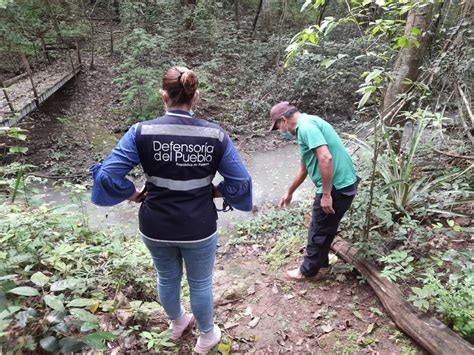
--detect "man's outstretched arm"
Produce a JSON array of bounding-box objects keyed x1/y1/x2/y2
[{"x1": 279, "y1": 161, "x2": 308, "y2": 208}]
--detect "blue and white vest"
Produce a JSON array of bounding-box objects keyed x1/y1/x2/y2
[{"x1": 135, "y1": 111, "x2": 228, "y2": 242}]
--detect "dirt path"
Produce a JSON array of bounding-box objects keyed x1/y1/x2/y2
[{"x1": 193, "y1": 233, "x2": 422, "y2": 354}]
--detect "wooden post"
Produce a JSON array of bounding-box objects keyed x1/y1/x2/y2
[
  {"x1": 40, "y1": 37, "x2": 51, "y2": 63},
  {"x1": 66, "y1": 42, "x2": 77, "y2": 77},
  {"x1": 1, "y1": 83, "x2": 15, "y2": 112},
  {"x1": 76, "y1": 40, "x2": 82, "y2": 65},
  {"x1": 20, "y1": 53, "x2": 39, "y2": 104}
]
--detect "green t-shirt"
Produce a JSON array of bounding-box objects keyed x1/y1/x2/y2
[{"x1": 296, "y1": 113, "x2": 357, "y2": 193}]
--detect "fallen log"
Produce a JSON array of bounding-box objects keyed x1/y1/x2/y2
[{"x1": 331, "y1": 238, "x2": 474, "y2": 355}]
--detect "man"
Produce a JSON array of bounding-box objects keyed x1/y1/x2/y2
[{"x1": 269, "y1": 102, "x2": 359, "y2": 281}]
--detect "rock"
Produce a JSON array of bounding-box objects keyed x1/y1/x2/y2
[
  {"x1": 321, "y1": 324, "x2": 334, "y2": 333},
  {"x1": 116, "y1": 309, "x2": 134, "y2": 326},
  {"x1": 244, "y1": 306, "x2": 253, "y2": 317}
]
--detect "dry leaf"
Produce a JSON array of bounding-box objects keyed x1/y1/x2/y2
[
  {"x1": 248, "y1": 317, "x2": 260, "y2": 328},
  {"x1": 321, "y1": 324, "x2": 334, "y2": 333},
  {"x1": 224, "y1": 321, "x2": 239, "y2": 330}
]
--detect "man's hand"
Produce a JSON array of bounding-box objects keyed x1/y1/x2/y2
[
  {"x1": 278, "y1": 192, "x2": 293, "y2": 208},
  {"x1": 321, "y1": 194, "x2": 335, "y2": 214}
]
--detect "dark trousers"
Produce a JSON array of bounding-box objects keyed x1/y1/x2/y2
[{"x1": 300, "y1": 188, "x2": 355, "y2": 277}]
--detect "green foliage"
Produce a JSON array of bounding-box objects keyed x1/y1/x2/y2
[
  {"x1": 0, "y1": 201, "x2": 156, "y2": 352},
  {"x1": 140, "y1": 329, "x2": 176, "y2": 352},
  {"x1": 263, "y1": 233, "x2": 304, "y2": 270},
  {"x1": 285, "y1": 0, "x2": 429, "y2": 111},
  {"x1": 0, "y1": 0, "x2": 86, "y2": 59},
  {"x1": 113, "y1": 27, "x2": 163, "y2": 121},
  {"x1": 352, "y1": 111, "x2": 473, "y2": 215},
  {"x1": 233, "y1": 204, "x2": 306, "y2": 243},
  {"x1": 378, "y1": 249, "x2": 414, "y2": 282},
  {"x1": 0, "y1": 127, "x2": 34, "y2": 202},
  {"x1": 233, "y1": 204, "x2": 308, "y2": 269},
  {"x1": 408, "y1": 250, "x2": 474, "y2": 340}
]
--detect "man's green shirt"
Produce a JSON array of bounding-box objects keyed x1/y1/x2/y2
[{"x1": 296, "y1": 113, "x2": 357, "y2": 193}]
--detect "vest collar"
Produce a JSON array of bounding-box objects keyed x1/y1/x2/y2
[{"x1": 166, "y1": 110, "x2": 193, "y2": 119}]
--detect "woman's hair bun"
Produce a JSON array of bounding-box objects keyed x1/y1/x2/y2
[{"x1": 180, "y1": 69, "x2": 199, "y2": 95}]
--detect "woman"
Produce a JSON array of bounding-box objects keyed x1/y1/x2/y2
[{"x1": 90, "y1": 66, "x2": 252, "y2": 353}]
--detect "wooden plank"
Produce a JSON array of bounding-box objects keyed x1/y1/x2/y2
[
  {"x1": 331, "y1": 238, "x2": 474, "y2": 355},
  {"x1": 1, "y1": 84, "x2": 15, "y2": 111},
  {"x1": 3, "y1": 73, "x2": 29, "y2": 87},
  {"x1": 20, "y1": 53, "x2": 39, "y2": 103}
]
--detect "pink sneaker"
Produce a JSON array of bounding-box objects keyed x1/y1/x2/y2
[
  {"x1": 193, "y1": 324, "x2": 221, "y2": 354},
  {"x1": 170, "y1": 311, "x2": 193, "y2": 341}
]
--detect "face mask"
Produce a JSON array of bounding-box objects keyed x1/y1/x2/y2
[{"x1": 280, "y1": 131, "x2": 294, "y2": 140}]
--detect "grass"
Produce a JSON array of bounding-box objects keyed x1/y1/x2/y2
[{"x1": 231, "y1": 203, "x2": 310, "y2": 270}]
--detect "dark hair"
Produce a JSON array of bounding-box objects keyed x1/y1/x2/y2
[{"x1": 162, "y1": 66, "x2": 199, "y2": 106}]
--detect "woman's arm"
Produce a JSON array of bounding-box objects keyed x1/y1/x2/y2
[
  {"x1": 90, "y1": 124, "x2": 141, "y2": 206},
  {"x1": 216, "y1": 138, "x2": 252, "y2": 211}
]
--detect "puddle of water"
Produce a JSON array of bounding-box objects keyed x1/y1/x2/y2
[{"x1": 34, "y1": 144, "x2": 315, "y2": 235}]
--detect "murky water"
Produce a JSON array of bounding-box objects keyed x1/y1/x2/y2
[{"x1": 35, "y1": 144, "x2": 315, "y2": 235}]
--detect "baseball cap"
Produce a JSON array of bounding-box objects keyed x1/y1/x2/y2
[{"x1": 269, "y1": 101, "x2": 297, "y2": 131}]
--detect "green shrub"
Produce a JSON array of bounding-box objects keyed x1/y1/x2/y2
[{"x1": 0, "y1": 202, "x2": 156, "y2": 352}]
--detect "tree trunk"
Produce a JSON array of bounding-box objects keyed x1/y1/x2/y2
[
  {"x1": 317, "y1": 1, "x2": 328, "y2": 26},
  {"x1": 108, "y1": 0, "x2": 114, "y2": 54},
  {"x1": 234, "y1": 0, "x2": 240, "y2": 30},
  {"x1": 382, "y1": 1, "x2": 433, "y2": 124},
  {"x1": 331, "y1": 238, "x2": 474, "y2": 355},
  {"x1": 80, "y1": 0, "x2": 97, "y2": 69},
  {"x1": 262, "y1": 0, "x2": 272, "y2": 31},
  {"x1": 44, "y1": 0, "x2": 77, "y2": 75},
  {"x1": 252, "y1": 0, "x2": 263, "y2": 33}
]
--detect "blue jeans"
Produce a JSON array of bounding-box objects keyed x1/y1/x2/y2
[{"x1": 141, "y1": 233, "x2": 218, "y2": 332}]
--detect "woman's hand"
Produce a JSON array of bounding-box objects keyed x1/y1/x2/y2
[
  {"x1": 212, "y1": 185, "x2": 222, "y2": 198},
  {"x1": 128, "y1": 187, "x2": 146, "y2": 203}
]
